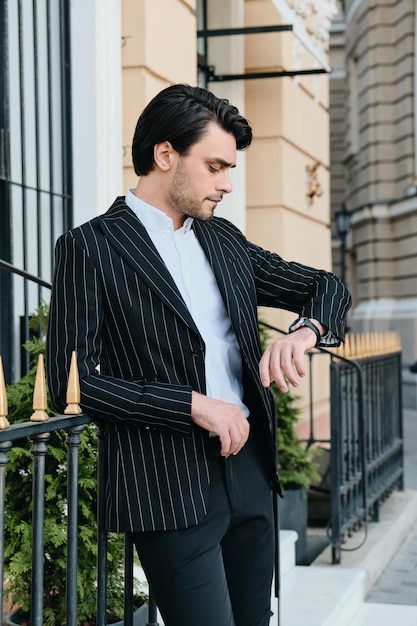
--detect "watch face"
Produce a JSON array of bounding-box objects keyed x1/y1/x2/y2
[{"x1": 289, "y1": 317, "x2": 306, "y2": 332}]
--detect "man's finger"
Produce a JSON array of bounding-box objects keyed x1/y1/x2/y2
[{"x1": 259, "y1": 350, "x2": 272, "y2": 387}]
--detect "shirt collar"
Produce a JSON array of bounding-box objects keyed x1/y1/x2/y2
[{"x1": 125, "y1": 189, "x2": 194, "y2": 235}]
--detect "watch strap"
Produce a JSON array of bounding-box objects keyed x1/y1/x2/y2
[{"x1": 289, "y1": 317, "x2": 322, "y2": 346}]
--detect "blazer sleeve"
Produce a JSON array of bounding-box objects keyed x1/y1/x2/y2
[
  {"x1": 46, "y1": 231, "x2": 193, "y2": 435},
  {"x1": 247, "y1": 240, "x2": 352, "y2": 345}
]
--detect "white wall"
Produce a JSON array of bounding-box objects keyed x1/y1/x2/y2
[{"x1": 71, "y1": 0, "x2": 123, "y2": 226}]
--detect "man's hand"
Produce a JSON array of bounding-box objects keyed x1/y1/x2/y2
[
  {"x1": 259, "y1": 320, "x2": 324, "y2": 393},
  {"x1": 191, "y1": 392, "x2": 250, "y2": 457}
]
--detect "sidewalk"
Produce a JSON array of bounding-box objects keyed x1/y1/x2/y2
[
  {"x1": 364, "y1": 407, "x2": 417, "y2": 607},
  {"x1": 365, "y1": 519, "x2": 417, "y2": 605}
]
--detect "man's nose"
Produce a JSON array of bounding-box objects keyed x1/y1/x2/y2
[{"x1": 217, "y1": 171, "x2": 233, "y2": 194}]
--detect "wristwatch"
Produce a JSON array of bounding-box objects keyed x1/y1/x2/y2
[{"x1": 288, "y1": 317, "x2": 322, "y2": 346}]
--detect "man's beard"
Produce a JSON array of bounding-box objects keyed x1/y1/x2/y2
[{"x1": 168, "y1": 159, "x2": 215, "y2": 221}]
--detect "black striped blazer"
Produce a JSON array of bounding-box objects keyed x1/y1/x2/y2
[{"x1": 46, "y1": 197, "x2": 351, "y2": 533}]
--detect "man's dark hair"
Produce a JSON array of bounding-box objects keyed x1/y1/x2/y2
[{"x1": 132, "y1": 84, "x2": 253, "y2": 176}]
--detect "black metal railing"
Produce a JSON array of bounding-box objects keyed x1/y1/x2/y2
[
  {"x1": 329, "y1": 347, "x2": 403, "y2": 563},
  {"x1": 0, "y1": 413, "x2": 159, "y2": 626},
  {"x1": 260, "y1": 321, "x2": 404, "y2": 564}
]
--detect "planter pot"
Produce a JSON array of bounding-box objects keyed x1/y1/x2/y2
[
  {"x1": 279, "y1": 487, "x2": 308, "y2": 565},
  {"x1": 3, "y1": 609, "x2": 27, "y2": 626},
  {"x1": 3, "y1": 604, "x2": 148, "y2": 626}
]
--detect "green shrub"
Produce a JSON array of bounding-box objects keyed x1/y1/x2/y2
[{"x1": 273, "y1": 379, "x2": 321, "y2": 490}]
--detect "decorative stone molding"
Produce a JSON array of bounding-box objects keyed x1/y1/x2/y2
[
  {"x1": 291, "y1": 0, "x2": 339, "y2": 98},
  {"x1": 306, "y1": 161, "x2": 323, "y2": 206},
  {"x1": 293, "y1": 0, "x2": 339, "y2": 55}
]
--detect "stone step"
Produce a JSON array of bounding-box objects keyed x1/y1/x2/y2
[
  {"x1": 313, "y1": 490, "x2": 417, "y2": 590},
  {"x1": 272, "y1": 489, "x2": 417, "y2": 626},
  {"x1": 271, "y1": 566, "x2": 366, "y2": 626},
  {"x1": 278, "y1": 530, "x2": 298, "y2": 577}
]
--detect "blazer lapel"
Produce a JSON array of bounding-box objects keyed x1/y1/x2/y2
[{"x1": 98, "y1": 198, "x2": 200, "y2": 335}]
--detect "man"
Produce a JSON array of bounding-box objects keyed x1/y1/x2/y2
[{"x1": 46, "y1": 84, "x2": 351, "y2": 626}]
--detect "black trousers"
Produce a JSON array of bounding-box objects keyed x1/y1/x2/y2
[{"x1": 131, "y1": 431, "x2": 275, "y2": 626}]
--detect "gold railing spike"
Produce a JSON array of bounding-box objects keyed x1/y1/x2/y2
[
  {"x1": 354, "y1": 334, "x2": 358, "y2": 358},
  {"x1": 352, "y1": 333, "x2": 357, "y2": 358},
  {"x1": 386, "y1": 331, "x2": 392, "y2": 353},
  {"x1": 338, "y1": 330, "x2": 402, "y2": 360},
  {"x1": 344, "y1": 333, "x2": 351, "y2": 358},
  {"x1": 382, "y1": 332, "x2": 389, "y2": 353},
  {"x1": 30, "y1": 354, "x2": 49, "y2": 422},
  {"x1": 64, "y1": 351, "x2": 82, "y2": 415},
  {"x1": 335, "y1": 338, "x2": 344, "y2": 358},
  {"x1": 354, "y1": 333, "x2": 359, "y2": 358},
  {"x1": 371, "y1": 333, "x2": 376, "y2": 355},
  {"x1": 359, "y1": 333, "x2": 365, "y2": 358},
  {"x1": 0, "y1": 355, "x2": 10, "y2": 430},
  {"x1": 366, "y1": 333, "x2": 372, "y2": 357},
  {"x1": 344, "y1": 333, "x2": 350, "y2": 358}
]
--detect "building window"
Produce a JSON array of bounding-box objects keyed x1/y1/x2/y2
[{"x1": 0, "y1": 0, "x2": 72, "y2": 382}]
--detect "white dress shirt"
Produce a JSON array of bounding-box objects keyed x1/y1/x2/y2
[{"x1": 126, "y1": 190, "x2": 249, "y2": 417}]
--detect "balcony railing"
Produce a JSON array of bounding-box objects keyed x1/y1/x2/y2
[
  {"x1": 328, "y1": 332, "x2": 403, "y2": 563},
  {"x1": 260, "y1": 322, "x2": 404, "y2": 564}
]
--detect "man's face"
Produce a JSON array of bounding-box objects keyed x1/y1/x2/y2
[{"x1": 168, "y1": 122, "x2": 236, "y2": 223}]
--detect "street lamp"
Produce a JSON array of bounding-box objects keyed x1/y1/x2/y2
[{"x1": 335, "y1": 202, "x2": 350, "y2": 284}]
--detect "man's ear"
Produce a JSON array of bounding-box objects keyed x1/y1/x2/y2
[{"x1": 154, "y1": 141, "x2": 176, "y2": 171}]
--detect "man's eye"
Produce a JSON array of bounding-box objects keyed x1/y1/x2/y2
[{"x1": 209, "y1": 165, "x2": 220, "y2": 173}]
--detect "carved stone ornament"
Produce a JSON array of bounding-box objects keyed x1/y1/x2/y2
[
  {"x1": 291, "y1": 0, "x2": 339, "y2": 98},
  {"x1": 293, "y1": 0, "x2": 339, "y2": 52},
  {"x1": 306, "y1": 161, "x2": 323, "y2": 206}
]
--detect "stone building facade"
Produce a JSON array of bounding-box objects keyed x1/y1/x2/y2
[{"x1": 330, "y1": 0, "x2": 417, "y2": 405}]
